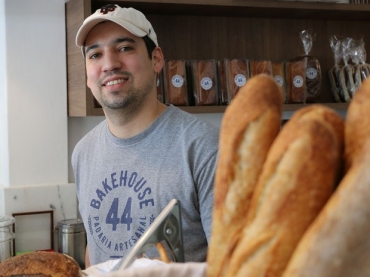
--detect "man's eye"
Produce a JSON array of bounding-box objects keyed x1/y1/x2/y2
[
  {"x1": 119, "y1": 46, "x2": 132, "y2": 52},
  {"x1": 89, "y1": 53, "x2": 101, "y2": 59}
]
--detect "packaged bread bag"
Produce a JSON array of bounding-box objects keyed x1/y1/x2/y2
[
  {"x1": 163, "y1": 60, "x2": 189, "y2": 106},
  {"x1": 287, "y1": 30, "x2": 322, "y2": 103},
  {"x1": 328, "y1": 35, "x2": 345, "y2": 103}
]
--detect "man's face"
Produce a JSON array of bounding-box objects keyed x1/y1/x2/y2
[{"x1": 84, "y1": 21, "x2": 158, "y2": 110}]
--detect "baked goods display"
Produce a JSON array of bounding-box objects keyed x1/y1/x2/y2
[
  {"x1": 0, "y1": 251, "x2": 82, "y2": 277},
  {"x1": 207, "y1": 74, "x2": 283, "y2": 277},
  {"x1": 224, "y1": 104, "x2": 344, "y2": 277},
  {"x1": 281, "y1": 78, "x2": 370, "y2": 277},
  {"x1": 207, "y1": 72, "x2": 370, "y2": 276},
  {"x1": 159, "y1": 31, "x2": 324, "y2": 107}
]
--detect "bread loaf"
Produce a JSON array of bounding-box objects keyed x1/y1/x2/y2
[
  {"x1": 191, "y1": 60, "x2": 218, "y2": 106},
  {"x1": 344, "y1": 77, "x2": 370, "y2": 171},
  {"x1": 206, "y1": 75, "x2": 283, "y2": 277},
  {"x1": 281, "y1": 77, "x2": 370, "y2": 277},
  {"x1": 281, "y1": 142, "x2": 370, "y2": 277},
  {"x1": 250, "y1": 60, "x2": 273, "y2": 77},
  {"x1": 285, "y1": 60, "x2": 306, "y2": 104},
  {"x1": 225, "y1": 105, "x2": 344, "y2": 277},
  {"x1": 224, "y1": 59, "x2": 249, "y2": 103},
  {"x1": 163, "y1": 60, "x2": 188, "y2": 106},
  {"x1": 0, "y1": 251, "x2": 82, "y2": 277}
]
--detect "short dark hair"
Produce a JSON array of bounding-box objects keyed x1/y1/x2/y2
[
  {"x1": 82, "y1": 35, "x2": 157, "y2": 59},
  {"x1": 142, "y1": 35, "x2": 157, "y2": 59}
]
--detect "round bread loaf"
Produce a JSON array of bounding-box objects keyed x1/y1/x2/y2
[{"x1": 0, "y1": 251, "x2": 81, "y2": 277}]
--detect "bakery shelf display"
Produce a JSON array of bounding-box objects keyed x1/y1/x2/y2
[{"x1": 66, "y1": 0, "x2": 370, "y2": 116}]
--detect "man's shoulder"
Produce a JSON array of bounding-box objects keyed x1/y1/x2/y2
[
  {"x1": 167, "y1": 105, "x2": 219, "y2": 134},
  {"x1": 73, "y1": 120, "x2": 107, "y2": 152},
  {"x1": 164, "y1": 106, "x2": 220, "y2": 152}
]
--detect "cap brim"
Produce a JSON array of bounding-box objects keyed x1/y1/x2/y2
[{"x1": 75, "y1": 17, "x2": 147, "y2": 47}]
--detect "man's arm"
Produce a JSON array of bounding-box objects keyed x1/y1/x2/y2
[{"x1": 85, "y1": 245, "x2": 90, "y2": 268}]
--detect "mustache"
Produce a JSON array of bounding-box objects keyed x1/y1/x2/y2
[{"x1": 98, "y1": 71, "x2": 132, "y2": 86}]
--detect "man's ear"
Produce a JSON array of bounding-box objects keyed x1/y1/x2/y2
[{"x1": 152, "y1": 47, "x2": 164, "y2": 73}]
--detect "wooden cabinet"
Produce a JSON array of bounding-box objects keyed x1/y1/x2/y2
[{"x1": 66, "y1": 0, "x2": 370, "y2": 116}]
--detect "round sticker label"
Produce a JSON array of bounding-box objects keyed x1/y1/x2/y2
[
  {"x1": 293, "y1": 76, "x2": 304, "y2": 88},
  {"x1": 172, "y1": 75, "x2": 184, "y2": 88},
  {"x1": 306, "y1": 68, "x2": 318, "y2": 79},
  {"x1": 274, "y1": 76, "x2": 284, "y2": 87},
  {"x1": 200, "y1": 77, "x2": 213, "y2": 90},
  {"x1": 234, "y1": 74, "x2": 247, "y2": 87}
]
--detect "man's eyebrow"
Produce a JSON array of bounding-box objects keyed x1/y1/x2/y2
[
  {"x1": 85, "y1": 44, "x2": 99, "y2": 55},
  {"x1": 84, "y1": 37, "x2": 137, "y2": 55}
]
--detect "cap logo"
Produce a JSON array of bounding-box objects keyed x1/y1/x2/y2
[{"x1": 100, "y1": 4, "x2": 117, "y2": 14}]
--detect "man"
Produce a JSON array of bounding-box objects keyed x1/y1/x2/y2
[{"x1": 72, "y1": 4, "x2": 219, "y2": 267}]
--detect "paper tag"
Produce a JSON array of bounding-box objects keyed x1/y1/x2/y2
[
  {"x1": 171, "y1": 75, "x2": 184, "y2": 88},
  {"x1": 200, "y1": 77, "x2": 213, "y2": 90},
  {"x1": 293, "y1": 76, "x2": 304, "y2": 88},
  {"x1": 274, "y1": 75, "x2": 284, "y2": 87},
  {"x1": 234, "y1": 74, "x2": 247, "y2": 87},
  {"x1": 306, "y1": 68, "x2": 318, "y2": 79}
]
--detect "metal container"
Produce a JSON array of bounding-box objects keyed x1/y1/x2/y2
[
  {"x1": 54, "y1": 218, "x2": 86, "y2": 269},
  {"x1": 0, "y1": 215, "x2": 15, "y2": 262}
]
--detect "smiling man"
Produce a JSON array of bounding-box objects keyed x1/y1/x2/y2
[{"x1": 71, "y1": 4, "x2": 220, "y2": 268}]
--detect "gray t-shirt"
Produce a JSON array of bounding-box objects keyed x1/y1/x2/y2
[{"x1": 72, "y1": 105, "x2": 219, "y2": 265}]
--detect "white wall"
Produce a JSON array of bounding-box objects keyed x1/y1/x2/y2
[
  {"x1": 1, "y1": 0, "x2": 68, "y2": 187},
  {"x1": 0, "y1": 0, "x2": 77, "y2": 253},
  {"x1": 0, "y1": 0, "x2": 8, "y2": 186}
]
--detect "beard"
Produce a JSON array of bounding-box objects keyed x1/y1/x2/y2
[{"x1": 97, "y1": 72, "x2": 154, "y2": 115}]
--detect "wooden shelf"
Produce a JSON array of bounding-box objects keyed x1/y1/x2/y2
[
  {"x1": 282, "y1": 102, "x2": 349, "y2": 112},
  {"x1": 92, "y1": 0, "x2": 370, "y2": 20},
  {"x1": 66, "y1": 0, "x2": 367, "y2": 116},
  {"x1": 171, "y1": 102, "x2": 349, "y2": 114},
  {"x1": 83, "y1": 102, "x2": 349, "y2": 116}
]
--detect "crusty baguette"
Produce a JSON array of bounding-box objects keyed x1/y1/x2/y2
[
  {"x1": 281, "y1": 78, "x2": 370, "y2": 277},
  {"x1": 281, "y1": 141, "x2": 370, "y2": 277},
  {"x1": 225, "y1": 105, "x2": 344, "y2": 277},
  {"x1": 206, "y1": 75, "x2": 283, "y2": 277},
  {"x1": 0, "y1": 251, "x2": 82, "y2": 277},
  {"x1": 345, "y1": 77, "x2": 370, "y2": 171}
]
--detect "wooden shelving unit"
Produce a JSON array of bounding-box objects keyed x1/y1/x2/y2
[{"x1": 66, "y1": 0, "x2": 369, "y2": 116}]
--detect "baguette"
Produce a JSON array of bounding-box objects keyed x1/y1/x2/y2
[
  {"x1": 281, "y1": 77, "x2": 370, "y2": 277},
  {"x1": 225, "y1": 105, "x2": 344, "y2": 277},
  {"x1": 344, "y1": 77, "x2": 370, "y2": 171},
  {"x1": 282, "y1": 142, "x2": 370, "y2": 277},
  {"x1": 206, "y1": 75, "x2": 283, "y2": 277}
]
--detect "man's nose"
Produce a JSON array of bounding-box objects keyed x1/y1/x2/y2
[{"x1": 102, "y1": 51, "x2": 121, "y2": 72}]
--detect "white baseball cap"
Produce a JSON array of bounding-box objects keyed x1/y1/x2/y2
[{"x1": 75, "y1": 4, "x2": 158, "y2": 47}]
